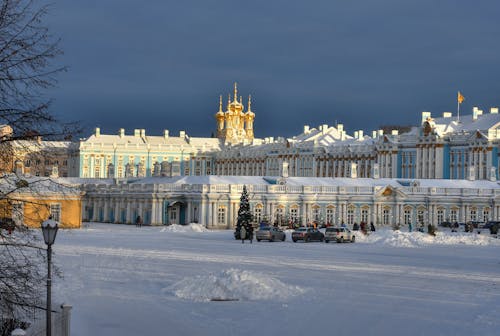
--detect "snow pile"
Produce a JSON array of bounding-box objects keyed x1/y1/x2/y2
[
  {"x1": 169, "y1": 269, "x2": 306, "y2": 302},
  {"x1": 160, "y1": 223, "x2": 208, "y2": 233},
  {"x1": 359, "y1": 229, "x2": 500, "y2": 248}
]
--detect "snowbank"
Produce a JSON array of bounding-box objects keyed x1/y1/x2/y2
[
  {"x1": 160, "y1": 223, "x2": 209, "y2": 233},
  {"x1": 355, "y1": 229, "x2": 500, "y2": 248},
  {"x1": 168, "y1": 269, "x2": 307, "y2": 302}
]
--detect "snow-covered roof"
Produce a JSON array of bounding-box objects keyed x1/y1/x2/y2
[
  {"x1": 0, "y1": 175, "x2": 83, "y2": 195},
  {"x1": 73, "y1": 176, "x2": 500, "y2": 190},
  {"x1": 431, "y1": 112, "x2": 500, "y2": 136}
]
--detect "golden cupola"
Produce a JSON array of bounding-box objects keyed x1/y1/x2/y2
[
  {"x1": 245, "y1": 95, "x2": 255, "y2": 139},
  {"x1": 215, "y1": 95, "x2": 225, "y2": 138},
  {"x1": 215, "y1": 83, "x2": 255, "y2": 145}
]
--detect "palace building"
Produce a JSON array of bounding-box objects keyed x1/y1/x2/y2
[
  {"x1": 6, "y1": 84, "x2": 500, "y2": 183},
  {"x1": 4, "y1": 84, "x2": 500, "y2": 228}
]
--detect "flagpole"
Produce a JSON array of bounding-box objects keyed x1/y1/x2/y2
[{"x1": 457, "y1": 98, "x2": 460, "y2": 122}]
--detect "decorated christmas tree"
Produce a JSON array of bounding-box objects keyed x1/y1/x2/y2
[{"x1": 235, "y1": 185, "x2": 252, "y2": 239}]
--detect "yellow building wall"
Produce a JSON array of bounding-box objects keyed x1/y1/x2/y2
[{"x1": 1, "y1": 197, "x2": 82, "y2": 229}]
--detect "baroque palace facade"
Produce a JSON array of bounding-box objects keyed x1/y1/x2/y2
[{"x1": 3, "y1": 84, "x2": 500, "y2": 228}]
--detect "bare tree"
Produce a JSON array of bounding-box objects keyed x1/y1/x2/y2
[{"x1": 0, "y1": 1, "x2": 74, "y2": 333}]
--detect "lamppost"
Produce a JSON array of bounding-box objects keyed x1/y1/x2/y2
[{"x1": 41, "y1": 218, "x2": 59, "y2": 336}]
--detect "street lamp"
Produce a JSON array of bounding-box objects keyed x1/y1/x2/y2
[{"x1": 41, "y1": 218, "x2": 59, "y2": 336}]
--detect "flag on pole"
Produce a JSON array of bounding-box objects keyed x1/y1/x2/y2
[{"x1": 458, "y1": 91, "x2": 465, "y2": 104}]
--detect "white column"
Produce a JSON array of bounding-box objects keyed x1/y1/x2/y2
[
  {"x1": 200, "y1": 198, "x2": 206, "y2": 226},
  {"x1": 186, "y1": 201, "x2": 192, "y2": 224}
]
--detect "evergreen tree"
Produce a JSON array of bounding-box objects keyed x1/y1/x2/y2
[{"x1": 235, "y1": 185, "x2": 252, "y2": 238}]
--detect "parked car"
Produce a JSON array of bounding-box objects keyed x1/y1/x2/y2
[
  {"x1": 482, "y1": 221, "x2": 500, "y2": 229},
  {"x1": 256, "y1": 226, "x2": 286, "y2": 242},
  {"x1": 324, "y1": 227, "x2": 355, "y2": 243},
  {"x1": 469, "y1": 221, "x2": 484, "y2": 229},
  {"x1": 291, "y1": 227, "x2": 324, "y2": 242},
  {"x1": 483, "y1": 221, "x2": 500, "y2": 234}
]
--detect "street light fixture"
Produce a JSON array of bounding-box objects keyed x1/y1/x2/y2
[{"x1": 41, "y1": 218, "x2": 59, "y2": 336}]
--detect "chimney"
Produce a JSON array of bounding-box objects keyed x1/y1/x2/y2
[
  {"x1": 378, "y1": 129, "x2": 384, "y2": 136},
  {"x1": 119, "y1": 128, "x2": 125, "y2": 138},
  {"x1": 303, "y1": 125, "x2": 310, "y2": 134},
  {"x1": 372, "y1": 130, "x2": 378, "y2": 139},
  {"x1": 164, "y1": 130, "x2": 169, "y2": 139},
  {"x1": 472, "y1": 107, "x2": 483, "y2": 120},
  {"x1": 391, "y1": 130, "x2": 399, "y2": 136},
  {"x1": 140, "y1": 129, "x2": 146, "y2": 137},
  {"x1": 443, "y1": 112, "x2": 452, "y2": 118},
  {"x1": 421, "y1": 111, "x2": 431, "y2": 124},
  {"x1": 491, "y1": 107, "x2": 499, "y2": 114},
  {"x1": 358, "y1": 130, "x2": 363, "y2": 139},
  {"x1": 134, "y1": 129, "x2": 140, "y2": 137},
  {"x1": 95, "y1": 127, "x2": 100, "y2": 137},
  {"x1": 322, "y1": 124, "x2": 328, "y2": 134},
  {"x1": 179, "y1": 130, "x2": 186, "y2": 138},
  {"x1": 354, "y1": 131, "x2": 359, "y2": 139},
  {"x1": 337, "y1": 124, "x2": 344, "y2": 132}
]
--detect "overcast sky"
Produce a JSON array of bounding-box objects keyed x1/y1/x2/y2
[{"x1": 45, "y1": 0, "x2": 500, "y2": 139}]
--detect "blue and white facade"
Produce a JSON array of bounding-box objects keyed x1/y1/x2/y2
[
  {"x1": 79, "y1": 175, "x2": 500, "y2": 228},
  {"x1": 74, "y1": 105, "x2": 500, "y2": 182}
]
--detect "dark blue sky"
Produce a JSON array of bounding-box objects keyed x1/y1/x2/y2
[{"x1": 45, "y1": 0, "x2": 500, "y2": 138}]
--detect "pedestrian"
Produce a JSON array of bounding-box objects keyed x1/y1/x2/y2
[
  {"x1": 240, "y1": 225, "x2": 247, "y2": 244},
  {"x1": 353, "y1": 223, "x2": 359, "y2": 231},
  {"x1": 246, "y1": 223, "x2": 254, "y2": 244},
  {"x1": 136, "y1": 215, "x2": 142, "y2": 227},
  {"x1": 341, "y1": 221, "x2": 346, "y2": 228},
  {"x1": 408, "y1": 222, "x2": 413, "y2": 232},
  {"x1": 370, "y1": 222, "x2": 376, "y2": 232}
]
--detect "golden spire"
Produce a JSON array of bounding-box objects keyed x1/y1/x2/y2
[
  {"x1": 240, "y1": 96, "x2": 242, "y2": 104},
  {"x1": 218, "y1": 95, "x2": 223, "y2": 113},
  {"x1": 227, "y1": 94, "x2": 231, "y2": 110},
  {"x1": 247, "y1": 95, "x2": 252, "y2": 112},
  {"x1": 233, "y1": 82, "x2": 238, "y2": 102}
]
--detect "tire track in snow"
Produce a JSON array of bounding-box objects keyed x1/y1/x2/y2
[{"x1": 56, "y1": 244, "x2": 500, "y2": 285}]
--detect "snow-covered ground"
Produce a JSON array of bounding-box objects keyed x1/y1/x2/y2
[{"x1": 52, "y1": 224, "x2": 500, "y2": 336}]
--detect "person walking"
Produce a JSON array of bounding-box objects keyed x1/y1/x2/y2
[
  {"x1": 408, "y1": 222, "x2": 413, "y2": 232},
  {"x1": 246, "y1": 223, "x2": 254, "y2": 244},
  {"x1": 136, "y1": 215, "x2": 142, "y2": 228},
  {"x1": 240, "y1": 225, "x2": 247, "y2": 244},
  {"x1": 370, "y1": 222, "x2": 376, "y2": 232}
]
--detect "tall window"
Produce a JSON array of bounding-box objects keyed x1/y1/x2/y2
[
  {"x1": 450, "y1": 208, "x2": 458, "y2": 223},
  {"x1": 275, "y1": 207, "x2": 284, "y2": 225},
  {"x1": 50, "y1": 203, "x2": 61, "y2": 222},
  {"x1": 254, "y1": 206, "x2": 262, "y2": 223},
  {"x1": 417, "y1": 209, "x2": 425, "y2": 226},
  {"x1": 326, "y1": 207, "x2": 335, "y2": 225},
  {"x1": 361, "y1": 208, "x2": 369, "y2": 223},
  {"x1": 312, "y1": 206, "x2": 320, "y2": 222},
  {"x1": 470, "y1": 208, "x2": 477, "y2": 221},
  {"x1": 437, "y1": 208, "x2": 444, "y2": 225},
  {"x1": 482, "y1": 208, "x2": 490, "y2": 222},
  {"x1": 404, "y1": 208, "x2": 412, "y2": 225},
  {"x1": 290, "y1": 207, "x2": 299, "y2": 224},
  {"x1": 217, "y1": 206, "x2": 226, "y2": 225},
  {"x1": 383, "y1": 208, "x2": 390, "y2": 225},
  {"x1": 347, "y1": 207, "x2": 355, "y2": 225}
]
